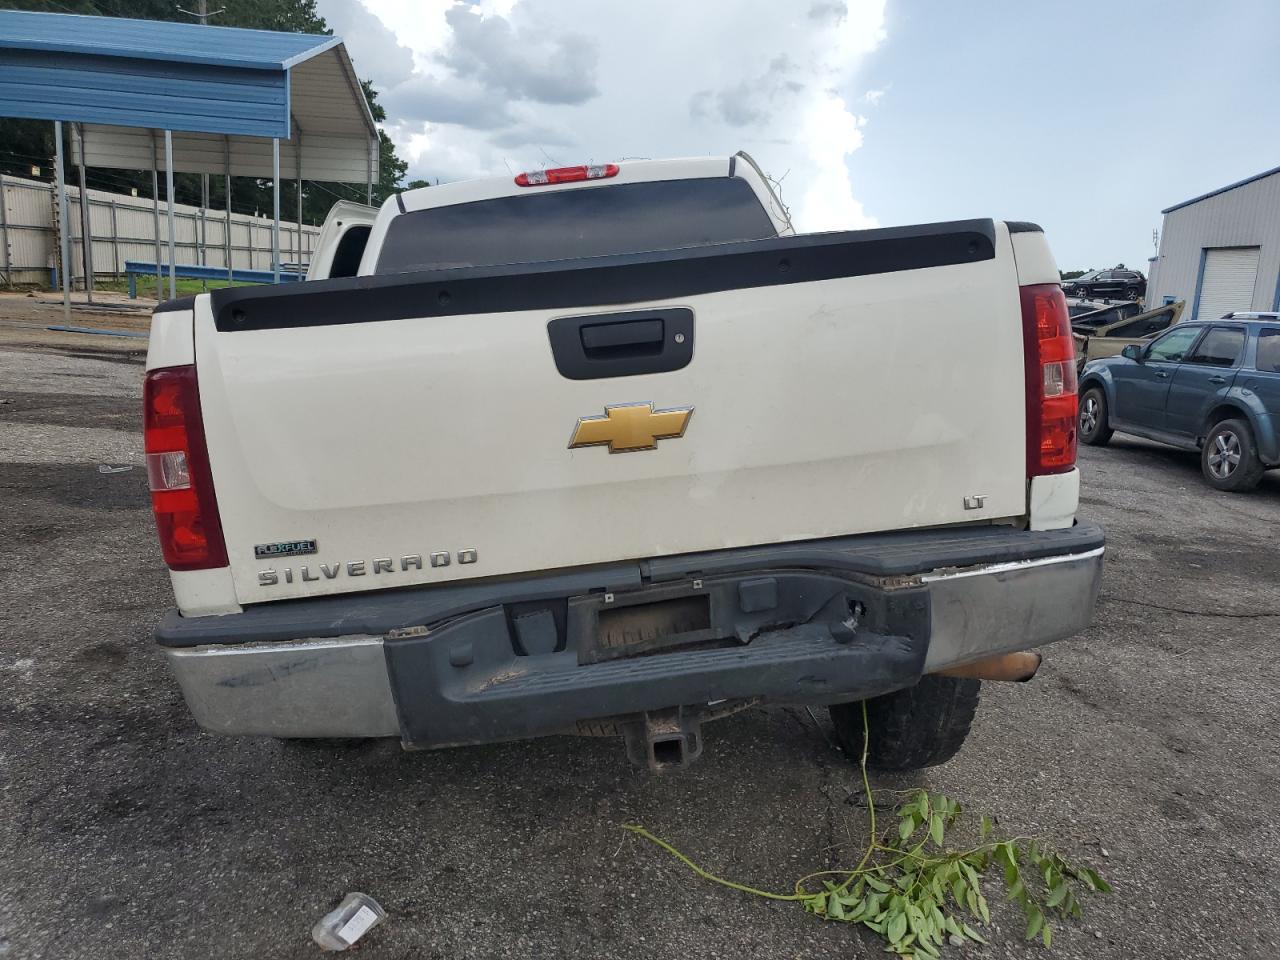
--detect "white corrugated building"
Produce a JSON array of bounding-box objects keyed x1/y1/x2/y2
[{"x1": 1146, "y1": 165, "x2": 1280, "y2": 321}]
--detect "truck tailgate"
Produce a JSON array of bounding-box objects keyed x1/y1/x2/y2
[{"x1": 195, "y1": 219, "x2": 1027, "y2": 604}]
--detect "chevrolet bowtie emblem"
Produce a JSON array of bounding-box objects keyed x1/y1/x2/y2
[{"x1": 568, "y1": 402, "x2": 694, "y2": 453}]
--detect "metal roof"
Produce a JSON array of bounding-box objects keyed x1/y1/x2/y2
[
  {"x1": 0, "y1": 9, "x2": 341, "y2": 71},
  {"x1": 1161, "y1": 164, "x2": 1280, "y2": 215},
  {"x1": 0, "y1": 10, "x2": 376, "y2": 150}
]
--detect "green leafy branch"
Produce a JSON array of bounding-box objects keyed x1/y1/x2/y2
[{"x1": 623, "y1": 704, "x2": 1110, "y2": 958}]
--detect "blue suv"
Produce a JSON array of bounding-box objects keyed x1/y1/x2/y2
[{"x1": 1077, "y1": 314, "x2": 1280, "y2": 491}]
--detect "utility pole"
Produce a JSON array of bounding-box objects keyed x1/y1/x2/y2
[
  {"x1": 177, "y1": 0, "x2": 224, "y2": 24},
  {"x1": 196, "y1": 0, "x2": 209, "y2": 275}
]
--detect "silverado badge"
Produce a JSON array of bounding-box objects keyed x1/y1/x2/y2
[{"x1": 568, "y1": 402, "x2": 693, "y2": 453}]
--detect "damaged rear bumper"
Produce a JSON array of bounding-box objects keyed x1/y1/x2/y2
[{"x1": 157, "y1": 522, "x2": 1104, "y2": 748}]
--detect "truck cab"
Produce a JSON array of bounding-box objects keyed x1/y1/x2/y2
[{"x1": 306, "y1": 200, "x2": 378, "y2": 281}]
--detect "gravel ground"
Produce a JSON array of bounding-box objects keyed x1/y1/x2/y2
[
  {"x1": 2, "y1": 316, "x2": 1279, "y2": 959},
  {"x1": 0, "y1": 291, "x2": 151, "y2": 358}
]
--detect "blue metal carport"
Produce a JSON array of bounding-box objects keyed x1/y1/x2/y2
[{"x1": 0, "y1": 10, "x2": 378, "y2": 314}]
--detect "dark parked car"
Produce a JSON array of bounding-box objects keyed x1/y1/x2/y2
[
  {"x1": 1077, "y1": 314, "x2": 1280, "y2": 490},
  {"x1": 1062, "y1": 270, "x2": 1101, "y2": 298},
  {"x1": 1064, "y1": 268, "x2": 1146, "y2": 301}
]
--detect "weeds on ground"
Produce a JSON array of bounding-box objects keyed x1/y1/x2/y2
[{"x1": 624, "y1": 705, "x2": 1110, "y2": 957}]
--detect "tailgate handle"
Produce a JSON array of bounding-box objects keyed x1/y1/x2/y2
[
  {"x1": 547, "y1": 308, "x2": 694, "y2": 381},
  {"x1": 580, "y1": 318, "x2": 665, "y2": 357}
]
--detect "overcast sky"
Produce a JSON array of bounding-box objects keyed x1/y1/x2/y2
[{"x1": 317, "y1": 0, "x2": 1280, "y2": 273}]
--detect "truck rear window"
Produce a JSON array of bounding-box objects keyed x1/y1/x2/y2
[{"x1": 375, "y1": 177, "x2": 777, "y2": 275}]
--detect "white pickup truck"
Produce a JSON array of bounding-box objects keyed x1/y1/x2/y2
[{"x1": 144, "y1": 154, "x2": 1103, "y2": 771}]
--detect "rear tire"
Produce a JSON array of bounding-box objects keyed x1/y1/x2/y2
[
  {"x1": 1078, "y1": 386, "x2": 1113, "y2": 446},
  {"x1": 829, "y1": 675, "x2": 981, "y2": 771},
  {"x1": 1201, "y1": 418, "x2": 1264, "y2": 491},
  {"x1": 1123, "y1": 286, "x2": 1139, "y2": 300}
]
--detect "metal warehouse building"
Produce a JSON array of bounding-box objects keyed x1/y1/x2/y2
[{"x1": 1146, "y1": 165, "x2": 1280, "y2": 321}]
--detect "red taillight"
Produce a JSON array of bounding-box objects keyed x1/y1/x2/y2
[
  {"x1": 143, "y1": 365, "x2": 227, "y2": 571},
  {"x1": 1020, "y1": 284, "x2": 1078, "y2": 476},
  {"x1": 514, "y1": 163, "x2": 619, "y2": 187}
]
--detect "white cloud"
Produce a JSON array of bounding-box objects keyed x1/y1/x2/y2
[
  {"x1": 324, "y1": 0, "x2": 888, "y2": 231},
  {"x1": 863, "y1": 88, "x2": 885, "y2": 105},
  {"x1": 439, "y1": 5, "x2": 600, "y2": 105},
  {"x1": 797, "y1": 94, "x2": 874, "y2": 232},
  {"x1": 315, "y1": 0, "x2": 414, "y2": 90}
]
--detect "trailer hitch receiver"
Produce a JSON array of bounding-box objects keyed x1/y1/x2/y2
[{"x1": 623, "y1": 708, "x2": 704, "y2": 772}]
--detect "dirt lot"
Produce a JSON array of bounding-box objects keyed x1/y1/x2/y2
[
  {"x1": 0, "y1": 290, "x2": 152, "y2": 354},
  {"x1": 2, "y1": 295, "x2": 1279, "y2": 959}
]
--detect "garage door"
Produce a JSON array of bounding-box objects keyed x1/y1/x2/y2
[{"x1": 1197, "y1": 247, "x2": 1260, "y2": 320}]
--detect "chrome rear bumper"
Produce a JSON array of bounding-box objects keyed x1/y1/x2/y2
[
  {"x1": 162, "y1": 535, "x2": 1104, "y2": 743},
  {"x1": 167, "y1": 635, "x2": 400, "y2": 738}
]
